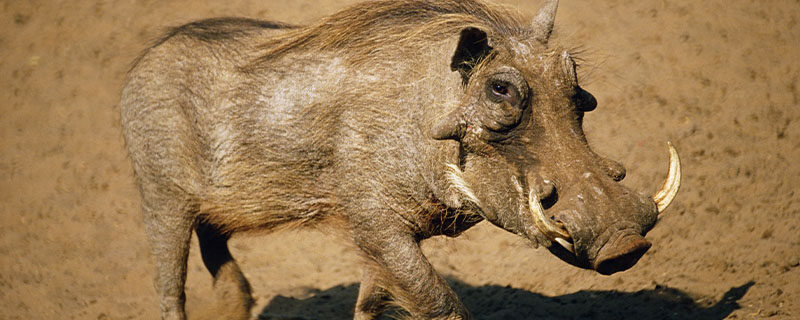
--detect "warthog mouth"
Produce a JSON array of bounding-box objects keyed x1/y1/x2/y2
[
  {"x1": 529, "y1": 142, "x2": 681, "y2": 267},
  {"x1": 593, "y1": 233, "x2": 652, "y2": 275}
]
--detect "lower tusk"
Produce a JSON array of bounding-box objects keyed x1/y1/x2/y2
[
  {"x1": 529, "y1": 189, "x2": 571, "y2": 245},
  {"x1": 653, "y1": 141, "x2": 681, "y2": 213},
  {"x1": 554, "y1": 237, "x2": 575, "y2": 254}
]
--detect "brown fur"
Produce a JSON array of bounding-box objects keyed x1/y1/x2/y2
[
  {"x1": 121, "y1": 1, "x2": 661, "y2": 319},
  {"x1": 250, "y1": 0, "x2": 528, "y2": 66}
]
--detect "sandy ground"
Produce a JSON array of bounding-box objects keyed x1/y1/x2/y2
[{"x1": 1, "y1": 0, "x2": 798, "y2": 319}]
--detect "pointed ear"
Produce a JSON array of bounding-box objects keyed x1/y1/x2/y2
[
  {"x1": 532, "y1": 0, "x2": 558, "y2": 43},
  {"x1": 450, "y1": 27, "x2": 493, "y2": 85},
  {"x1": 431, "y1": 107, "x2": 466, "y2": 141}
]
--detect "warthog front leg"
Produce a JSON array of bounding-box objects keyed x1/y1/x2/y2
[
  {"x1": 141, "y1": 199, "x2": 194, "y2": 320},
  {"x1": 195, "y1": 222, "x2": 254, "y2": 320},
  {"x1": 355, "y1": 262, "x2": 392, "y2": 320},
  {"x1": 353, "y1": 225, "x2": 470, "y2": 320}
]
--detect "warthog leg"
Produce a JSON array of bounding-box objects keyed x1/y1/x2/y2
[
  {"x1": 354, "y1": 221, "x2": 470, "y2": 320},
  {"x1": 195, "y1": 222, "x2": 254, "y2": 320},
  {"x1": 354, "y1": 262, "x2": 391, "y2": 320},
  {"x1": 142, "y1": 198, "x2": 194, "y2": 320}
]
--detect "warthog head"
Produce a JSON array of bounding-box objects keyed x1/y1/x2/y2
[{"x1": 433, "y1": 0, "x2": 680, "y2": 275}]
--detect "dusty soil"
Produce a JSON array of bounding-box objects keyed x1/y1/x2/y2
[{"x1": 1, "y1": 0, "x2": 798, "y2": 319}]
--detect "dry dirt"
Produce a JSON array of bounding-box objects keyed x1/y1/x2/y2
[{"x1": 1, "y1": 0, "x2": 799, "y2": 319}]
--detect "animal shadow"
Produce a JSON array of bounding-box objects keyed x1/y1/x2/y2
[{"x1": 257, "y1": 279, "x2": 754, "y2": 320}]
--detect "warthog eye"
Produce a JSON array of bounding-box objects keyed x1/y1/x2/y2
[
  {"x1": 486, "y1": 80, "x2": 519, "y2": 106},
  {"x1": 492, "y1": 83, "x2": 509, "y2": 96}
]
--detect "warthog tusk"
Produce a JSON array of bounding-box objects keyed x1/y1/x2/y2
[
  {"x1": 529, "y1": 189, "x2": 573, "y2": 253},
  {"x1": 653, "y1": 141, "x2": 681, "y2": 213},
  {"x1": 554, "y1": 237, "x2": 574, "y2": 254}
]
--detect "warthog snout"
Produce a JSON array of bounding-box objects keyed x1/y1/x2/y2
[
  {"x1": 594, "y1": 233, "x2": 652, "y2": 275},
  {"x1": 530, "y1": 143, "x2": 681, "y2": 275}
]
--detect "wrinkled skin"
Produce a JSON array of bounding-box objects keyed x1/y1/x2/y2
[{"x1": 120, "y1": 1, "x2": 677, "y2": 319}]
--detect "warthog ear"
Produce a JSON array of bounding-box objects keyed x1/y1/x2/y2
[
  {"x1": 532, "y1": 0, "x2": 558, "y2": 43},
  {"x1": 450, "y1": 27, "x2": 493, "y2": 85}
]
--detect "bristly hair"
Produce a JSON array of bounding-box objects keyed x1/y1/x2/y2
[{"x1": 249, "y1": 0, "x2": 530, "y2": 67}]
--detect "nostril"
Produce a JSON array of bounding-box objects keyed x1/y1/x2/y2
[{"x1": 594, "y1": 235, "x2": 651, "y2": 275}]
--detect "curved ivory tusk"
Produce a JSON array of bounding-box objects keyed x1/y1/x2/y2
[
  {"x1": 653, "y1": 141, "x2": 681, "y2": 213},
  {"x1": 529, "y1": 189, "x2": 572, "y2": 252}
]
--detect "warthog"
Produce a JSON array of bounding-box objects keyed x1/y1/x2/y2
[{"x1": 121, "y1": 0, "x2": 681, "y2": 319}]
